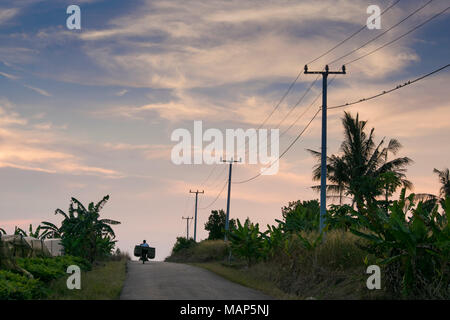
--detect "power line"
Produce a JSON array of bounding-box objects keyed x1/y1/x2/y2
[
  {"x1": 198, "y1": 180, "x2": 228, "y2": 210},
  {"x1": 280, "y1": 76, "x2": 336, "y2": 138},
  {"x1": 274, "y1": 4, "x2": 450, "y2": 140},
  {"x1": 328, "y1": 63, "x2": 450, "y2": 110},
  {"x1": 196, "y1": 0, "x2": 401, "y2": 190},
  {"x1": 328, "y1": 0, "x2": 435, "y2": 66},
  {"x1": 199, "y1": 164, "x2": 218, "y2": 187},
  {"x1": 243, "y1": 0, "x2": 411, "y2": 160},
  {"x1": 236, "y1": 75, "x2": 336, "y2": 183},
  {"x1": 195, "y1": 1, "x2": 441, "y2": 198},
  {"x1": 243, "y1": 74, "x2": 321, "y2": 158},
  {"x1": 283, "y1": 2, "x2": 448, "y2": 138},
  {"x1": 205, "y1": 164, "x2": 228, "y2": 189},
  {"x1": 344, "y1": 5, "x2": 450, "y2": 66},
  {"x1": 306, "y1": 0, "x2": 402, "y2": 66},
  {"x1": 233, "y1": 63, "x2": 450, "y2": 184},
  {"x1": 233, "y1": 108, "x2": 321, "y2": 184},
  {"x1": 237, "y1": 0, "x2": 401, "y2": 157}
]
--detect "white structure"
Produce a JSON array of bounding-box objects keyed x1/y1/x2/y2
[{"x1": 44, "y1": 239, "x2": 64, "y2": 256}]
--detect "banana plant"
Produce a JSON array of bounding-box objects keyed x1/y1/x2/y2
[
  {"x1": 227, "y1": 218, "x2": 266, "y2": 266},
  {"x1": 39, "y1": 221, "x2": 62, "y2": 239},
  {"x1": 294, "y1": 224, "x2": 329, "y2": 252},
  {"x1": 14, "y1": 226, "x2": 27, "y2": 236},
  {"x1": 350, "y1": 188, "x2": 449, "y2": 298},
  {"x1": 13, "y1": 224, "x2": 50, "y2": 239},
  {"x1": 43, "y1": 195, "x2": 121, "y2": 262},
  {"x1": 261, "y1": 224, "x2": 289, "y2": 259}
]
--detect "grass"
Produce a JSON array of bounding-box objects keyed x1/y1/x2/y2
[
  {"x1": 170, "y1": 231, "x2": 388, "y2": 299},
  {"x1": 45, "y1": 258, "x2": 127, "y2": 300},
  {"x1": 166, "y1": 239, "x2": 229, "y2": 263},
  {"x1": 191, "y1": 262, "x2": 298, "y2": 299}
]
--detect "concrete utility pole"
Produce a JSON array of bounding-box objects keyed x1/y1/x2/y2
[
  {"x1": 182, "y1": 216, "x2": 193, "y2": 239},
  {"x1": 189, "y1": 189, "x2": 204, "y2": 242},
  {"x1": 304, "y1": 64, "x2": 346, "y2": 234},
  {"x1": 222, "y1": 158, "x2": 241, "y2": 241}
]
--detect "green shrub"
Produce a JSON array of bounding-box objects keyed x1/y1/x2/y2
[
  {"x1": 171, "y1": 237, "x2": 197, "y2": 254},
  {"x1": 16, "y1": 256, "x2": 91, "y2": 282},
  {"x1": 0, "y1": 270, "x2": 46, "y2": 300},
  {"x1": 277, "y1": 200, "x2": 320, "y2": 232}
]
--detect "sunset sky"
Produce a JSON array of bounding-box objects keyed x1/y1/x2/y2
[{"x1": 0, "y1": 0, "x2": 449, "y2": 260}]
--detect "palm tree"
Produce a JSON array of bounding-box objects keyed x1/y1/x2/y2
[
  {"x1": 308, "y1": 112, "x2": 413, "y2": 210},
  {"x1": 0, "y1": 228, "x2": 6, "y2": 235},
  {"x1": 433, "y1": 168, "x2": 450, "y2": 199},
  {"x1": 308, "y1": 153, "x2": 349, "y2": 205}
]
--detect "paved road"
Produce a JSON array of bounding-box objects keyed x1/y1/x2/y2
[{"x1": 120, "y1": 261, "x2": 272, "y2": 300}]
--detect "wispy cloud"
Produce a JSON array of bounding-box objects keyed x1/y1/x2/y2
[
  {"x1": 23, "y1": 84, "x2": 52, "y2": 97},
  {"x1": 0, "y1": 8, "x2": 19, "y2": 25},
  {"x1": 0, "y1": 102, "x2": 124, "y2": 178},
  {"x1": 0, "y1": 71, "x2": 19, "y2": 80},
  {"x1": 115, "y1": 89, "x2": 128, "y2": 96}
]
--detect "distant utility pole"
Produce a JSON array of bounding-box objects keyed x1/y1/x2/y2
[
  {"x1": 182, "y1": 216, "x2": 193, "y2": 239},
  {"x1": 304, "y1": 64, "x2": 346, "y2": 234},
  {"x1": 189, "y1": 189, "x2": 204, "y2": 242},
  {"x1": 222, "y1": 158, "x2": 241, "y2": 241}
]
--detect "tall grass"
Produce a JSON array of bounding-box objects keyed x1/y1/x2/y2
[
  {"x1": 255, "y1": 230, "x2": 381, "y2": 299},
  {"x1": 165, "y1": 240, "x2": 229, "y2": 263},
  {"x1": 169, "y1": 231, "x2": 385, "y2": 299}
]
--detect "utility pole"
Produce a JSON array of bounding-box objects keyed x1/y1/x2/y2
[
  {"x1": 182, "y1": 216, "x2": 193, "y2": 239},
  {"x1": 222, "y1": 158, "x2": 241, "y2": 241},
  {"x1": 304, "y1": 64, "x2": 346, "y2": 234},
  {"x1": 189, "y1": 189, "x2": 204, "y2": 242}
]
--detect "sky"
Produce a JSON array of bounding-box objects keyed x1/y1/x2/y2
[{"x1": 0, "y1": 0, "x2": 449, "y2": 260}]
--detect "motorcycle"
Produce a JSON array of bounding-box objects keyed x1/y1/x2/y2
[{"x1": 134, "y1": 245, "x2": 156, "y2": 264}]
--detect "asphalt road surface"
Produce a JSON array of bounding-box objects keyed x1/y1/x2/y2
[{"x1": 120, "y1": 261, "x2": 272, "y2": 300}]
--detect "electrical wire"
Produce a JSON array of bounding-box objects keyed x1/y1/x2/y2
[
  {"x1": 233, "y1": 63, "x2": 450, "y2": 184},
  {"x1": 328, "y1": 0, "x2": 435, "y2": 66},
  {"x1": 200, "y1": 0, "x2": 402, "y2": 188},
  {"x1": 328, "y1": 63, "x2": 449, "y2": 110},
  {"x1": 344, "y1": 5, "x2": 450, "y2": 66},
  {"x1": 198, "y1": 180, "x2": 228, "y2": 210}
]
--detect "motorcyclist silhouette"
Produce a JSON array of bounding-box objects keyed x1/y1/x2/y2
[{"x1": 140, "y1": 240, "x2": 149, "y2": 263}]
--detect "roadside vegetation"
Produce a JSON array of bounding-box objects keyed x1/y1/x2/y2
[
  {"x1": 0, "y1": 196, "x2": 129, "y2": 300},
  {"x1": 0, "y1": 255, "x2": 91, "y2": 299},
  {"x1": 166, "y1": 112, "x2": 449, "y2": 300},
  {"x1": 46, "y1": 254, "x2": 128, "y2": 300}
]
